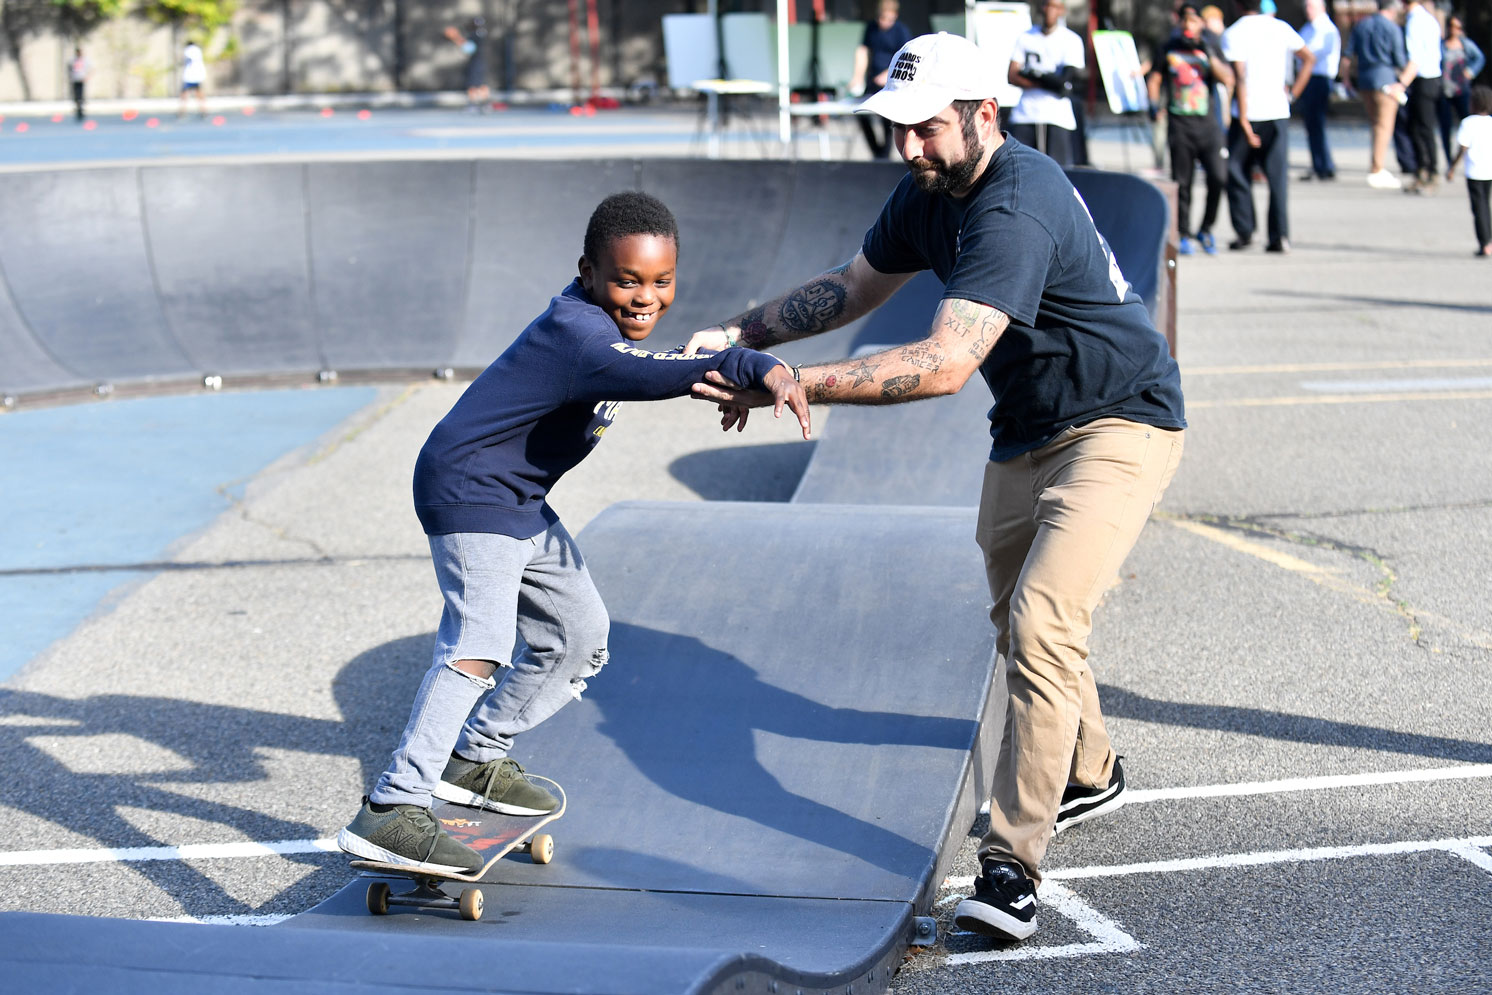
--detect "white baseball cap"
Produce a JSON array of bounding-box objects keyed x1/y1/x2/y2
[{"x1": 857, "y1": 33, "x2": 1000, "y2": 125}]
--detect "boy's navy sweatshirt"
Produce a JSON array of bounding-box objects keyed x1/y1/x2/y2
[{"x1": 414, "y1": 279, "x2": 783, "y2": 538}]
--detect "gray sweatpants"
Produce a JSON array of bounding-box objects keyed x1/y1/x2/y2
[{"x1": 370, "y1": 523, "x2": 610, "y2": 807}]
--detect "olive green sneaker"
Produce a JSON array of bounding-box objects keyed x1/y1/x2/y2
[
  {"x1": 434, "y1": 756, "x2": 558, "y2": 816},
  {"x1": 337, "y1": 799, "x2": 482, "y2": 873}
]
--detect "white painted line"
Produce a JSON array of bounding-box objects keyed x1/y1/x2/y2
[
  {"x1": 1299, "y1": 377, "x2": 1492, "y2": 394},
  {"x1": 944, "y1": 882, "x2": 1140, "y2": 965},
  {"x1": 943, "y1": 834, "x2": 1492, "y2": 890},
  {"x1": 1125, "y1": 764, "x2": 1492, "y2": 805},
  {"x1": 151, "y1": 914, "x2": 294, "y2": 927},
  {"x1": 1449, "y1": 844, "x2": 1492, "y2": 877},
  {"x1": 1188, "y1": 389, "x2": 1492, "y2": 410},
  {"x1": 1185, "y1": 359, "x2": 1492, "y2": 376},
  {"x1": 0, "y1": 837, "x2": 338, "y2": 867},
  {"x1": 1047, "y1": 834, "x2": 1492, "y2": 882}
]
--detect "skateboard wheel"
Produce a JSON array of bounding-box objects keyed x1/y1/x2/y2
[
  {"x1": 459, "y1": 887, "x2": 484, "y2": 921},
  {"x1": 366, "y1": 881, "x2": 390, "y2": 915},
  {"x1": 531, "y1": 833, "x2": 554, "y2": 865}
]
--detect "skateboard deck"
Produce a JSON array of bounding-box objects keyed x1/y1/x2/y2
[{"x1": 349, "y1": 774, "x2": 565, "y2": 921}]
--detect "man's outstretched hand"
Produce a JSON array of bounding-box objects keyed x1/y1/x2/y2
[{"x1": 693, "y1": 368, "x2": 810, "y2": 439}]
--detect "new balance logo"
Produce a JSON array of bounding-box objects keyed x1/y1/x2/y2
[{"x1": 888, "y1": 52, "x2": 921, "y2": 82}]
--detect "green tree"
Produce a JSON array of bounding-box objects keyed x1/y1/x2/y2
[
  {"x1": 50, "y1": 0, "x2": 128, "y2": 38},
  {"x1": 139, "y1": 0, "x2": 235, "y2": 33}
]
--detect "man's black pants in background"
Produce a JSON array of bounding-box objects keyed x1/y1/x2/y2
[{"x1": 1226, "y1": 117, "x2": 1290, "y2": 247}]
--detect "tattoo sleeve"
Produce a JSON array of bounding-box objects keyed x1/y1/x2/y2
[
  {"x1": 799, "y1": 299, "x2": 1009, "y2": 406},
  {"x1": 723, "y1": 259, "x2": 860, "y2": 350}
]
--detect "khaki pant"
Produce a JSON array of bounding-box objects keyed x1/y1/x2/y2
[
  {"x1": 1363, "y1": 89, "x2": 1399, "y2": 176},
  {"x1": 975, "y1": 418, "x2": 1184, "y2": 884}
]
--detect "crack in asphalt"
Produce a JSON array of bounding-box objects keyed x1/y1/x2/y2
[{"x1": 1160, "y1": 510, "x2": 1492, "y2": 652}]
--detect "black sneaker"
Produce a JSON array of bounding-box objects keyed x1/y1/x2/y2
[
  {"x1": 1228, "y1": 237, "x2": 1252, "y2": 251},
  {"x1": 1054, "y1": 756, "x2": 1126, "y2": 834},
  {"x1": 953, "y1": 861, "x2": 1038, "y2": 940}
]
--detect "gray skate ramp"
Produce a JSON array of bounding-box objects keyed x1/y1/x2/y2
[
  {"x1": 0, "y1": 502, "x2": 999, "y2": 994},
  {"x1": 0, "y1": 159, "x2": 1168, "y2": 402}
]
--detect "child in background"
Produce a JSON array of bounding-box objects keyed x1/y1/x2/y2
[
  {"x1": 339, "y1": 191, "x2": 809, "y2": 872},
  {"x1": 1447, "y1": 85, "x2": 1492, "y2": 257}
]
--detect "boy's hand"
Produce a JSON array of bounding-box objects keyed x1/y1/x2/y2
[
  {"x1": 692, "y1": 369, "x2": 811, "y2": 439},
  {"x1": 682, "y1": 326, "x2": 732, "y2": 356},
  {"x1": 763, "y1": 365, "x2": 811, "y2": 440}
]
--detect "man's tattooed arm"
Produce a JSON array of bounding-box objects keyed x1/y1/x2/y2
[
  {"x1": 797, "y1": 297, "x2": 1010, "y2": 405},
  {"x1": 714, "y1": 254, "x2": 912, "y2": 350}
]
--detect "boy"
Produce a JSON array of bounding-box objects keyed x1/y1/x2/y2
[
  {"x1": 1446, "y1": 86, "x2": 1492, "y2": 258},
  {"x1": 338, "y1": 192, "x2": 809, "y2": 872}
]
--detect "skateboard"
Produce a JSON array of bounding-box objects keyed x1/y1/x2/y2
[{"x1": 349, "y1": 774, "x2": 565, "y2": 922}]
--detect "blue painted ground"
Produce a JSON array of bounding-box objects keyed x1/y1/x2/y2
[
  {"x1": 0, "y1": 387, "x2": 376, "y2": 681},
  {"x1": 0, "y1": 106, "x2": 701, "y2": 166}
]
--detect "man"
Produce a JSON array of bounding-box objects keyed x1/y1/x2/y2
[
  {"x1": 1221, "y1": 0, "x2": 1314, "y2": 253},
  {"x1": 684, "y1": 32, "x2": 1185, "y2": 943},
  {"x1": 1148, "y1": 3, "x2": 1234, "y2": 255},
  {"x1": 1343, "y1": 0, "x2": 1416, "y2": 189},
  {"x1": 850, "y1": 0, "x2": 913, "y2": 159},
  {"x1": 1298, "y1": 0, "x2": 1341, "y2": 181},
  {"x1": 1008, "y1": 0, "x2": 1086, "y2": 167},
  {"x1": 1402, "y1": 0, "x2": 1442, "y2": 191}
]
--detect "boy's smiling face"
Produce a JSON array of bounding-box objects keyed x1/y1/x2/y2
[{"x1": 578, "y1": 233, "x2": 678, "y2": 341}]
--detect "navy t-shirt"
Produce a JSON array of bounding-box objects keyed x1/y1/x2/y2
[
  {"x1": 863, "y1": 20, "x2": 913, "y2": 89},
  {"x1": 862, "y1": 135, "x2": 1186, "y2": 461},
  {"x1": 414, "y1": 279, "x2": 784, "y2": 538}
]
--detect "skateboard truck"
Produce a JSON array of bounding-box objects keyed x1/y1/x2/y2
[{"x1": 366, "y1": 876, "x2": 486, "y2": 921}]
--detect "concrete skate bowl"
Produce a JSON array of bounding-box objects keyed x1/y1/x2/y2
[{"x1": 0, "y1": 159, "x2": 1172, "y2": 407}]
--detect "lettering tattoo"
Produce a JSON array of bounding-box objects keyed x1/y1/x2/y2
[
  {"x1": 942, "y1": 299, "x2": 1010, "y2": 361},
  {"x1": 966, "y1": 308, "x2": 1010, "y2": 360},
  {"x1": 901, "y1": 339, "x2": 946, "y2": 373},
  {"x1": 881, "y1": 374, "x2": 920, "y2": 399},
  {"x1": 944, "y1": 300, "x2": 983, "y2": 338},
  {"x1": 779, "y1": 279, "x2": 847, "y2": 335}
]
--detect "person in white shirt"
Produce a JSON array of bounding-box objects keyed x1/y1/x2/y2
[
  {"x1": 1297, "y1": 0, "x2": 1340, "y2": 180},
  {"x1": 178, "y1": 41, "x2": 208, "y2": 118},
  {"x1": 1221, "y1": 0, "x2": 1313, "y2": 253},
  {"x1": 1402, "y1": 0, "x2": 1442, "y2": 190},
  {"x1": 1446, "y1": 85, "x2": 1492, "y2": 256},
  {"x1": 1007, "y1": 0, "x2": 1086, "y2": 167}
]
